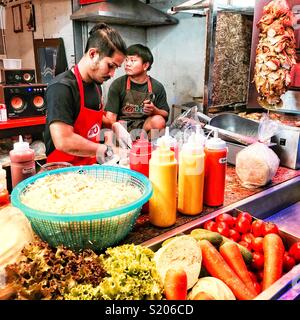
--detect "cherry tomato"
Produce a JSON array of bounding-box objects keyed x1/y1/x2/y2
[
  {"x1": 232, "y1": 216, "x2": 237, "y2": 226},
  {"x1": 239, "y1": 240, "x2": 251, "y2": 251},
  {"x1": 283, "y1": 252, "x2": 296, "y2": 272},
  {"x1": 251, "y1": 220, "x2": 265, "y2": 237},
  {"x1": 262, "y1": 222, "x2": 279, "y2": 236},
  {"x1": 241, "y1": 233, "x2": 255, "y2": 245},
  {"x1": 215, "y1": 213, "x2": 235, "y2": 228},
  {"x1": 251, "y1": 237, "x2": 264, "y2": 253},
  {"x1": 204, "y1": 220, "x2": 217, "y2": 232},
  {"x1": 228, "y1": 229, "x2": 241, "y2": 242},
  {"x1": 288, "y1": 242, "x2": 300, "y2": 263},
  {"x1": 235, "y1": 216, "x2": 251, "y2": 234},
  {"x1": 251, "y1": 252, "x2": 264, "y2": 270},
  {"x1": 237, "y1": 211, "x2": 253, "y2": 223},
  {"x1": 215, "y1": 221, "x2": 230, "y2": 237}
]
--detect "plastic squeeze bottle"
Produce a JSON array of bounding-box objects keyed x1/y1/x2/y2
[
  {"x1": 10, "y1": 135, "x2": 36, "y2": 188},
  {"x1": 204, "y1": 130, "x2": 228, "y2": 207},
  {"x1": 129, "y1": 133, "x2": 152, "y2": 177},
  {"x1": 149, "y1": 136, "x2": 177, "y2": 227},
  {"x1": 178, "y1": 127, "x2": 205, "y2": 215},
  {"x1": 129, "y1": 133, "x2": 152, "y2": 213}
]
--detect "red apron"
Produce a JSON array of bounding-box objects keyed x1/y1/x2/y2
[{"x1": 47, "y1": 65, "x2": 103, "y2": 165}]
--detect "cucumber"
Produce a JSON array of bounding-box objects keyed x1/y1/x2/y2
[{"x1": 190, "y1": 228, "x2": 223, "y2": 246}]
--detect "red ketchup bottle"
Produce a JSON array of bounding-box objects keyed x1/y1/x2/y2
[
  {"x1": 10, "y1": 135, "x2": 36, "y2": 188},
  {"x1": 204, "y1": 130, "x2": 228, "y2": 207},
  {"x1": 129, "y1": 134, "x2": 152, "y2": 213}
]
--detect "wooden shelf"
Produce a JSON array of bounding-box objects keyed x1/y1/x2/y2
[{"x1": 0, "y1": 116, "x2": 46, "y2": 130}]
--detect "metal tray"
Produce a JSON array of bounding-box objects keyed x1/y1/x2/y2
[{"x1": 142, "y1": 176, "x2": 300, "y2": 300}]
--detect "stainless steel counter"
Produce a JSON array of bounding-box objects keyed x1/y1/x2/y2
[{"x1": 143, "y1": 175, "x2": 300, "y2": 300}]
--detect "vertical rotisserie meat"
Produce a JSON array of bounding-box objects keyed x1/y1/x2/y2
[{"x1": 254, "y1": 0, "x2": 297, "y2": 106}]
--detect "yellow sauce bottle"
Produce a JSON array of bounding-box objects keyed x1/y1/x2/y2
[
  {"x1": 149, "y1": 138, "x2": 177, "y2": 227},
  {"x1": 178, "y1": 129, "x2": 205, "y2": 215}
]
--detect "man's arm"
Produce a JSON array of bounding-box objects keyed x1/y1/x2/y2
[{"x1": 50, "y1": 121, "x2": 107, "y2": 157}]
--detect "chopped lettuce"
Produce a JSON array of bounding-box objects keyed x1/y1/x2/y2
[
  {"x1": 98, "y1": 244, "x2": 163, "y2": 300},
  {"x1": 5, "y1": 240, "x2": 106, "y2": 300},
  {"x1": 6, "y1": 241, "x2": 163, "y2": 300},
  {"x1": 64, "y1": 284, "x2": 101, "y2": 300}
]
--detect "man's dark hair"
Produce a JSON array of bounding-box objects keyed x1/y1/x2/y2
[
  {"x1": 85, "y1": 23, "x2": 127, "y2": 58},
  {"x1": 126, "y1": 44, "x2": 154, "y2": 70}
]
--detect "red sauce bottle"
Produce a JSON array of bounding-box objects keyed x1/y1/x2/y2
[
  {"x1": 130, "y1": 134, "x2": 152, "y2": 212},
  {"x1": 129, "y1": 134, "x2": 152, "y2": 177},
  {"x1": 10, "y1": 135, "x2": 36, "y2": 188},
  {"x1": 204, "y1": 130, "x2": 228, "y2": 207}
]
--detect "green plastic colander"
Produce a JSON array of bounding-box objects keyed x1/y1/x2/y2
[{"x1": 11, "y1": 165, "x2": 153, "y2": 252}]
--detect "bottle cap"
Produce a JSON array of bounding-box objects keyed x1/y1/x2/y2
[
  {"x1": 13, "y1": 135, "x2": 30, "y2": 152},
  {"x1": 162, "y1": 126, "x2": 177, "y2": 147},
  {"x1": 205, "y1": 129, "x2": 227, "y2": 150},
  {"x1": 152, "y1": 136, "x2": 176, "y2": 163},
  {"x1": 182, "y1": 129, "x2": 204, "y2": 155},
  {"x1": 156, "y1": 136, "x2": 170, "y2": 149}
]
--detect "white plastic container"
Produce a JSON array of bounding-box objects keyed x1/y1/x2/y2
[{"x1": 3, "y1": 59, "x2": 22, "y2": 70}]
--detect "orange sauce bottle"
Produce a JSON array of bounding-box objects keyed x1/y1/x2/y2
[
  {"x1": 178, "y1": 130, "x2": 205, "y2": 215},
  {"x1": 149, "y1": 137, "x2": 177, "y2": 227},
  {"x1": 204, "y1": 130, "x2": 228, "y2": 207}
]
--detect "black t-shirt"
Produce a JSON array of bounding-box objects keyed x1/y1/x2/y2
[
  {"x1": 104, "y1": 75, "x2": 169, "y2": 120},
  {"x1": 44, "y1": 69, "x2": 102, "y2": 155}
]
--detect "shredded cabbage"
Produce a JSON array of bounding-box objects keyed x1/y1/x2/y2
[{"x1": 20, "y1": 173, "x2": 142, "y2": 214}]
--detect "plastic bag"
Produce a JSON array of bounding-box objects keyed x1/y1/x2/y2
[
  {"x1": 257, "y1": 113, "x2": 280, "y2": 143},
  {"x1": 169, "y1": 105, "x2": 203, "y2": 148},
  {"x1": 235, "y1": 114, "x2": 280, "y2": 189}
]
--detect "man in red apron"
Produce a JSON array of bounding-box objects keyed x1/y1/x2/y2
[
  {"x1": 44, "y1": 23, "x2": 127, "y2": 165},
  {"x1": 103, "y1": 44, "x2": 169, "y2": 143}
]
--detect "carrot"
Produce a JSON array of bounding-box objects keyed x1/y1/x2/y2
[
  {"x1": 164, "y1": 267, "x2": 188, "y2": 300},
  {"x1": 219, "y1": 241, "x2": 257, "y2": 296},
  {"x1": 199, "y1": 239, "x2": 256, "y2": 300},
  {"x1": 262, "y1": 233, "x2": 285, "y2": 291}
]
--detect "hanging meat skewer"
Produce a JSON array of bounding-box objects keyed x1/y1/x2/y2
[{"x1": 254, "y1": 0, "x2": 297, "y2": 108}]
